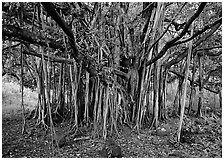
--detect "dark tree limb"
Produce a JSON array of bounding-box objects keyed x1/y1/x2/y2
[
  {"x1": 196, "y1": 46, "x2": 222, "y2": 52},
  {"x1": 169, "y1": 70, "x2": 219, "y2": 94},
  {"x1": 41, "y1": 3, "x2": 75, "y2": 41},
  {"x1": 3, "y1": 43, "x2": 21, "y2": 51},
  {"x1": 146, "y1": 3, "x2": 207, "y2": 67},
  {"x1": 2, "y1": 71, "x2": 20, "y2": 81},
  {"x1": 193, "y1": 22, "x2": 221, "y2": 47},
  {"x1": 42, "y1": 2, "x2": 98, "y2": 77},
  {"x1": 41, "y1": 3, "x2": 78, "y2": 56},
  {"x1": 205, "y1": 51, "x2": 222, "y2": 57},
  {"x1": 168, "y1": 3, "x2": 207, "y2": 45},
  {"x1": 164, "y1": 18, "x2": 186, "y2": 31},
  {"x1": 2, "y1": 25, "x2": 64, "y2": 50},
  {"x1": 204, "y1": 66, "x2": 222, "y2": 84},
  {"x1": 143, "y1": 3, "x2": 187, "y2": 60},
  {"x1": 23, "y1": 50, "x2": 74, "y2": 64},
  {"x1": 113, "y1": 69, "x2": 129, "y2": 80},
  {"x1": 173, "y1": 18, "x2": 222, "y2": 46},
  {"x1": 164, "y1": 19, "x2": 221, "y2": 68}
]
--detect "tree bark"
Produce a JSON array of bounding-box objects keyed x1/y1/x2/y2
[
  {"x1": 177, "y1": 23, "x2": 194, "y2": 142},
  {"x1": 188, "y1": 55, "x2": 196, "y2": 114},
  {"x1": 196, "y1": 52, "x2": 203, "y2": 117}
]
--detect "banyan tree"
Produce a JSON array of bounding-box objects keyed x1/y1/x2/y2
[{"x1": 2, "y1": 2, "x2": 222, "y2": 141}]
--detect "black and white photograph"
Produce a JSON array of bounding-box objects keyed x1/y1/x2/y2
[{"x1": 1, "y1": 2, "x2": 222, "y2": 158}]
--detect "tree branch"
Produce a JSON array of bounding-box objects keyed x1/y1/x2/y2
[
  {"x1": 2, "y1": 25, "x2": 64, "y2": 50},
  {"x1": 173, "y1": 18, "x2": 222, "y2": 46},
  {"x1": 196, "y1": 45, "x2": 222, "y2": 51},
  {"x1": 205, "y1": 51, "x2": 222, "y2": 57},
  {"x1": 3, "y1": 43, "x2": 21, "y2": 51},
  {"x1": 164, "y1": 19, "x2": 221, "y2": 68},
  {"x1": 41, "y1": 2, "x2": 79, "y2": 60},
  {"x1": 23, "y1": 50, "x2": 74, "y2": 64},
  {"x1": 193, "y1": 22, "x2": 221, "y2": 47},
  {"x1": 143, "y1": 3, "x2": 187, "y2": 60},
  {"x1": 169, "y1": 3, "x2": 207, "y2": 45},
  {"x1": 42, "y1": 2, "x2": 98, "y2": 77},
  {"x1": 169, "y1": 69, "x2": 219, "y2": 94},
  {"x1": 146, "y1": 2, "x2": 207, "y2": 67}
]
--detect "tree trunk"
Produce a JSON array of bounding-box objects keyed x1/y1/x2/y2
[
  {"x1": 84, "y1": 72, "x2": 90, "y2": 123},
  {"x1": 70, "y1": 61, "x2": 79, "y2": 126},
  {"x1": 188, "y1": 55, "x2": 196, "y2": 114},
  {"x1": 197, "y1": 52, "x2": 203, "y2": 117},
  {"x1": 152, "y1": 62, "x2": 159, "y2": 128},
  {"x1": 93, "y1": 77, "x2": 100, "y2": 138},
  {"x1": 177, "y1": 23, "x2": 194, "y2": 142},
  {"x1": 219, "y1": 89, "x2": 222, "y2": 108},
  {"x1": 103, "y1": 85, "x2": 109, "y2": 139}
]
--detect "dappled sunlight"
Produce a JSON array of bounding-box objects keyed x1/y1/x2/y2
[{"x1": 2, "y1": 79, "x2": 38, "y2": 115}]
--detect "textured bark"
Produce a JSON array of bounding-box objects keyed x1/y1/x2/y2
[
  {"x1": 177, "y1": 23, "x2": 194, "y2": 142},
  {"x1": 219, "y1": 90, "x2": 222, "y2": 108},
  {"x1": 188, "y1": 55, "x2": 196, "y2": 114},
  {"x1": 152, "y1": 62, "x2": 159, "y2": 128},
  {"x1": 84, "y1": 72, "x2": 90, "y2": 123},
  {"x1": 196, "y1": 52, "x2": 203, "y2": 117}
]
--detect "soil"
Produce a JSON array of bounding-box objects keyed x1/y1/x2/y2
[{"x1": 2, "y1": 110, "x2": 222, "y2": 158}]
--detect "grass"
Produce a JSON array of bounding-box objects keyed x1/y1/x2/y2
[{"x1": 2, "y1": 75, "x2": 38, "y2": 116}]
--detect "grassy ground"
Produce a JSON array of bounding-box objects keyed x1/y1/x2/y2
[{"x1": 2, "y1": 76, "x2": 37, "y2": 116}]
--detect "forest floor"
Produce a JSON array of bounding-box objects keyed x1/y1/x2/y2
[
  {"x1": 2, "y1": 109, "x2": 222, "y2": 158},
  {"x1": 2, "y1": 79, "x2": 222, "y2": 158}
]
